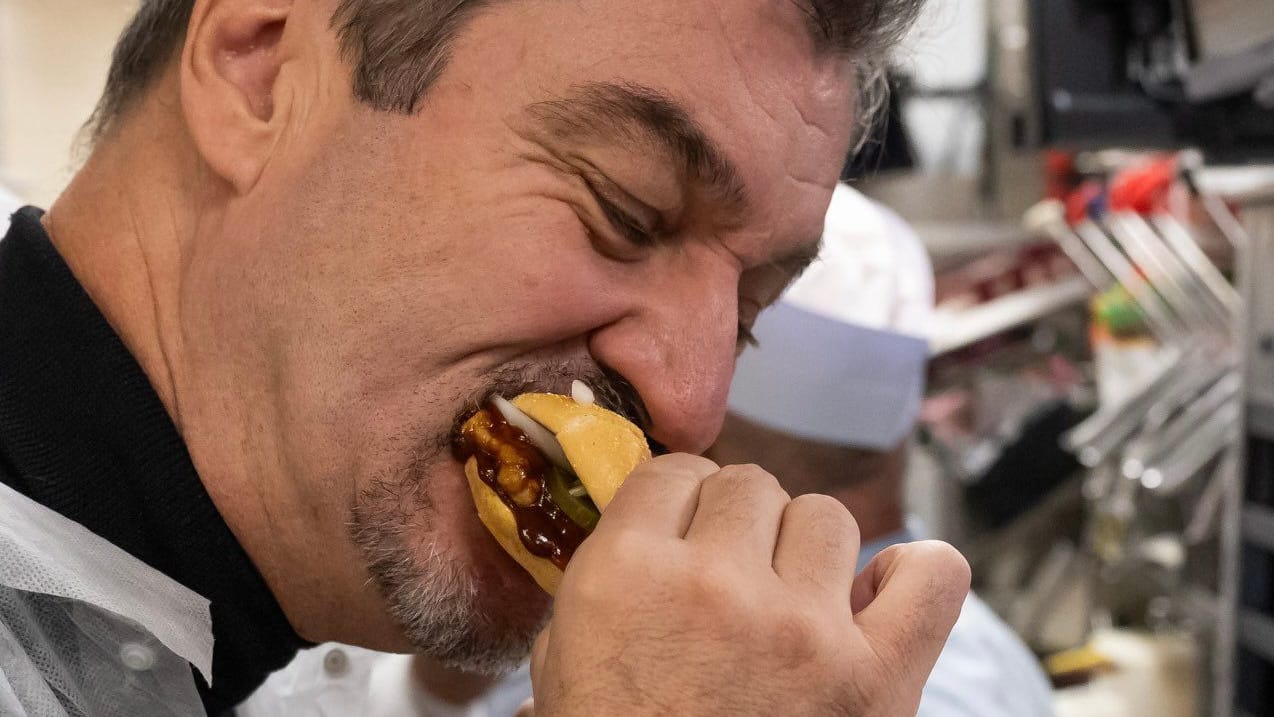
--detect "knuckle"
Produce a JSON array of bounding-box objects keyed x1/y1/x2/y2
[
  {"x1": 649, "y1": 452, "x2": 719, "y2": 476},
  {"x1": 586, "y1": 529, "x2": 661, "y2": 572},
  {"x1": 685, "y1": 559, "x2": 751, "y2": 619},
  {"x1": 791, "y1": 493, "x2": 857, "y2": 530},
  {"x1": 686, "y1": 557, "x2": 734, "y2": 600},
  {"x1": 708, "y1": 463, "x2": 788, "y2": 500},
  {"x1": 571, "y1": 531, "x2": 672, "y2": 597},
  {"x1": 679, "y1": 559, "x2": 831, "y2": 662},
  {"x1": 788, "y1": 494, "x2": 860, "y2": 553},
  {"x1": 624, "y1": 453, "x2": 710, "y2": 488},
  {"x1": 790, "y1": 491, "x2": 846, "y2": 512},
  {"x1": 560, "y1": 552, "x2": 616, "y2": 606},
  {"x1": 764, "y1": 609, "x2": 822, "y2": 670}
]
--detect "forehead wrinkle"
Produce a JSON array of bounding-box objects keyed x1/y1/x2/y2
[{"x1": 524, "y1": 81, "x2": 749, "y2": 217}]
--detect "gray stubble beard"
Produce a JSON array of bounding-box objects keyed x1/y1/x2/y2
[{"x1": 348, "y1": 457, "x2": 545, "y2": 675}]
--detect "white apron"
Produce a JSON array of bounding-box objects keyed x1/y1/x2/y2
[{"x1": 0, "y1": 481, "x2": 213, "y2": 716}]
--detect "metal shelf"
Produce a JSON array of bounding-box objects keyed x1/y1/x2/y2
[
  {"x1": 1250, "y1": 399, "x2": 1274, "y2": 442},
  {"x1": 1232, "y1": 180, "x2": 1274, "y2": 717},
  {"x1": 1194, "y1": 167, "x2": 1274, "y2": 204},
  {"x1": 930, "y1": 275, "x2": 1091, "y2": 355},
  {"x1": 912, "y1": 219, "x2": 1042, "y2": 271},
  {"x1": 1239, "y1": 610, "x2": 1274, "y2": 664},
  {"x1": 1242, "y1": 505, "x2": 1274, "y2": 553}
]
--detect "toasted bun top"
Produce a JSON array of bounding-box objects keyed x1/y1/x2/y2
[{"x1": 510, "y1": 393, "x2": 650, "y2": 511}]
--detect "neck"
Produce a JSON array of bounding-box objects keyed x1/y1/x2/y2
[
  {"x1": 41, "y1": 100, "x2": 405, "y2": 652},
  {"x1": 42, "y1": 109, "x2": 203, "y2": 427},
  {"x1": 825, "y1": 475, "x2": 904, "y2": 544}
]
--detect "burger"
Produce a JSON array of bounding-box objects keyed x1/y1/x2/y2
[{"x1": 455, "y1": 381, "x2": 651, "y2": 594}]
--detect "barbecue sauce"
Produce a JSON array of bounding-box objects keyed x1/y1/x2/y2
[{"x1": 455, "y1": 407, "x2": 590, "y2": 570}]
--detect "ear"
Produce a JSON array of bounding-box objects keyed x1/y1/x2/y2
[{"x1": 181, "y1": 0, "x2": 294, "y2": 194}]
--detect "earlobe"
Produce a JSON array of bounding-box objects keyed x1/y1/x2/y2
[{"x1": 181, "y1": 0, "x2": 294, "y2": 194}]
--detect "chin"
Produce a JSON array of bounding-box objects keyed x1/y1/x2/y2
[
  {"x1": 350, "y1": 454, "x2": 550, "y2": 674},
  {"x1": 433, "y1": 457, "x2": 555, "y2": 616}
]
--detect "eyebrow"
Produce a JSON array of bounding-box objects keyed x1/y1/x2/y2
[
  {"x1": 525, "y1": 81, "x2": 749, "y2": 219},
  {"x1": 757, "y1": 241, "x2": 822, "y2": 303},
  {"x1": 773, "y1": 241, "x2": 822, "y2": 278}
]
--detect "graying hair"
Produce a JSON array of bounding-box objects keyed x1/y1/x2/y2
[{"x1": 89, "y1": 0, "x2": 924, "y2": 143}]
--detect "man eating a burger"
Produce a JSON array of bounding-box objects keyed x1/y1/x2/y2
[{"x1": 0, "y1": 1, "x2": 970, "y2": 715}]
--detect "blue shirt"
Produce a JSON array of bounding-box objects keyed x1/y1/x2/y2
[{"x1": 861, "y1": 527, "x2": 1055, "y2": 717}]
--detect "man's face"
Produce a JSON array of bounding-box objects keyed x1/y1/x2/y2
[{"x1": 185, "y1": 0, "x2": 855, "y2": 668}]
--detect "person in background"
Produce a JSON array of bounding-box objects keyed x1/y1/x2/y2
[{"x1": 707, "y1": 183, "x2": 1056, "y2": 717}]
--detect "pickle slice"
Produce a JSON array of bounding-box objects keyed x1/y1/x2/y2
[{"x1": 546, "y1": 467, "x2": 601, "y2": 532}]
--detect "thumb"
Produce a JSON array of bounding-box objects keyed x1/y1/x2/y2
[
  {"x1": 515, "y1": 698, "x2": 535, "y2": 717},
  {"x1": 851, "y1": 541, "x2": 970, "y2": 677},
  {"x1": 530, "y1": 623, "x2": 551, "y2": 687}
]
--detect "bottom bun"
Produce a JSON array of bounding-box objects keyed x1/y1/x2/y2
[{"x1": 465, "y1": 458, "x2": 562, "y2": 595}]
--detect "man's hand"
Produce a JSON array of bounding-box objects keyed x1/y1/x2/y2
[{"x1": 526, "y1": 454, "x2": 970, "y2": 716}]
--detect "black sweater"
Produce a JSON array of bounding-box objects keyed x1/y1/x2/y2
[{"x1": 0, "y1": 207, "x2": 307, "y2": 714}]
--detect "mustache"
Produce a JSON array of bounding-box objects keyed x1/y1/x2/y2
[{"x1": 449, "y1": 358, "x2": 651, "y2": 439}]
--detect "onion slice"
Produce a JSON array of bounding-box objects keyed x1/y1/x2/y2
[
  {"x1": 491, "y1": 395, "x2": 572, "y2": 471},
  {"x1": 571, "y1": 380, "x2": 596, "y2": 406}
]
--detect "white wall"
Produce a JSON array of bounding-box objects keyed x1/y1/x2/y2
[
  {"x1": 0, "y1": 0, "x2": 137, "y2": 206},
  {"x1": 0, "y1": 0, "x2": 992, "y2": 201},
  {"x1": 894, "y1": 0, "x2": 989, "y2": 177}
]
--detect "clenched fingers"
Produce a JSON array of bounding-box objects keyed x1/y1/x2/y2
[
  {"x1": 772, "y1": 493, "x2": 860, "y2": 599},
  {"x1": 682, "y1": 464, "x2": 790, "y2": 565}
]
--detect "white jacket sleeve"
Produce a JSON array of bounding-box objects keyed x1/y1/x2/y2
[{"x1": 918, "y1": 595, "x2": 1056, "y2": 717}]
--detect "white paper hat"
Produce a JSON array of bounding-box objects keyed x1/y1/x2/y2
[{"x1": 727, "y1": 184, "x2": 933, "y2": 449}]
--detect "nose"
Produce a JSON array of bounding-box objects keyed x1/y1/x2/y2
[{"x1": 587, "y1": 260, "x2": 740, "y2": 455}]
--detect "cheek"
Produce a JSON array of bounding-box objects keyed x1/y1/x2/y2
[
  {"x1": 278, "y1": 210, "x2": 637, "y2": 424},
  {"x1": 241, "y1": 117, "x2": 648, "y2": 401},
  {"x1": 392, "y1": 204, "x2": 637, "y2": 357}
]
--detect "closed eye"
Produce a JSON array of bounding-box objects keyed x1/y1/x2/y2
[
  {"x1": 578, "y1": 168, "x2": 662, "y2": 249},
  {"x1": 593, "y1": 191, "x2": 656, "y2": 248}
]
